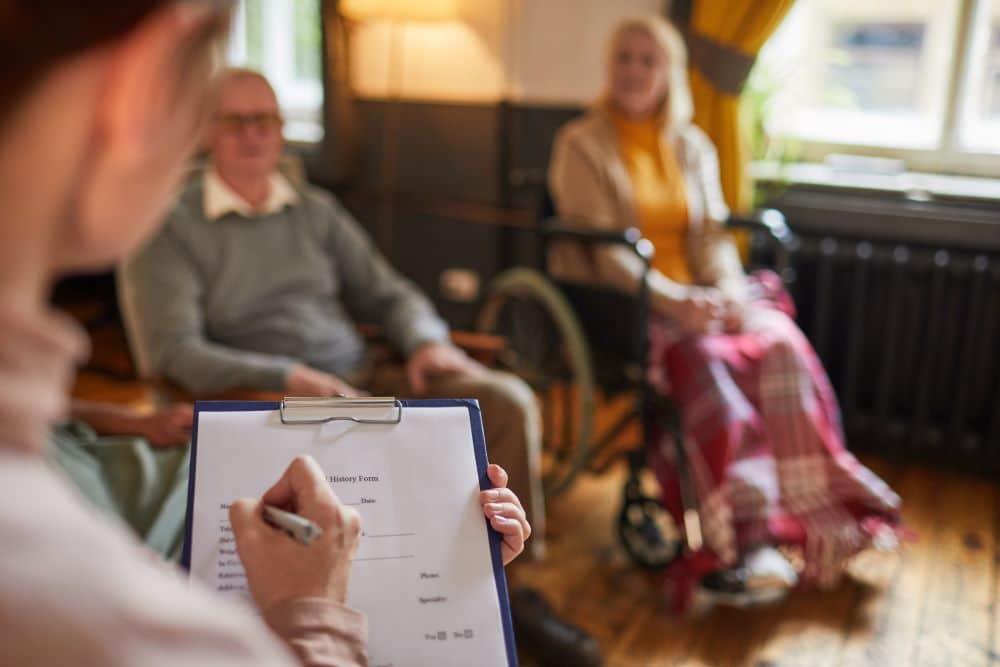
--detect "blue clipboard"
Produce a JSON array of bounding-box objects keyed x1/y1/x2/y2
[{"x1": 181, "y1": 397, "x2": 518, "y2": 667}]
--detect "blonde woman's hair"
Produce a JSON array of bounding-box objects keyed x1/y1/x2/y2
[{"x1": 607, "y1": 16, "x2": 694, "y2": 131}]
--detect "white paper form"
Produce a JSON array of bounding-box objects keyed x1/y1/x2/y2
[{"x1": 186, "y1": 403, "x2": 515, "y2": 667}]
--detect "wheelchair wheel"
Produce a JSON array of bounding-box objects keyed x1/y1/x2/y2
[
  {"x1": 617, "y1": 476, "x2": 683, "y2": 570},
  {"x1": 476, "y1": 268, "x2": 595, "y2": 497}
]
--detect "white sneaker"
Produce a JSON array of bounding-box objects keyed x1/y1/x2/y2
[
  {"x1": 697, "y1": 546, "x2": 797, "y2": 608},
  {"x1": 742, "y1": 545, "x2": 799, "y2": 592}
]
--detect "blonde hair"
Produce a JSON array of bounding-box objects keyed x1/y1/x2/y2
[{"x1": 606, "y1": 16, "x2": 694, "y2": 131}]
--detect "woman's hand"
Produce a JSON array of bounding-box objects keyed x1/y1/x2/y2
[
  {"x1": 672, "y1": 283, "x2": 752, "y2": 335},
  {"x1": 673, "y1": 286, "x2": 727, "y2": 334},
  {"x1": 230, "y1": 455, "x2": 362, "y2": 611},
  {"x1": 716, "y1": 292, "x2": 745, "y2": 334},
  {"x1": 479, "y1": 464, "x2": 530, "y2": 565},
  {"x1": 717, "y1": 279, "x2": 749, "y2": 333}
]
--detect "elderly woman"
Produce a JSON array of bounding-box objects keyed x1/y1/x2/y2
[{"x1": 548, "y1": 15, "x2": 901, "y2": 607}]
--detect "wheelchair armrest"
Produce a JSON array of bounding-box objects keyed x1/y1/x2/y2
[
  {"x1": 540, "y1": 217, "x2": 654, "y2": 264},
  {"x1": 724, "y1": 208, "x2": 797, "y2": 281},
  {"x1": 539, "y1": 217, "x2": 655, "y2": 358}
]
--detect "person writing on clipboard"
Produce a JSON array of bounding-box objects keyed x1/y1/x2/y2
[{"x1": 0, "y1": 2, "x2": 530, "y2": 666}]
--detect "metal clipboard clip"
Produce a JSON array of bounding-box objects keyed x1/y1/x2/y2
[{"x1": 279, "y1": 396, "x2": 403, "y2": 425}]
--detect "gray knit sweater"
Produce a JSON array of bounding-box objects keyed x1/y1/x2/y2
[{"x1": 120, "y1": 181, "x2": 449, "y2": 395}]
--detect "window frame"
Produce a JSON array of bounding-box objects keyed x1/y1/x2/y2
[
  {"x1": 226, "y1": 0, "x2": 325, "y2": 144},
  {"x1": 761, "y1": 0, "x2": 1000, "y2": 180}
]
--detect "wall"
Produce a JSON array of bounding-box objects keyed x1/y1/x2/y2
[
  {"x1": 506, "y1": 0, "x2": 667, "y2": 104},
  {"x1": 348, "y1": 0, "x2": 667, "y2": 104}
]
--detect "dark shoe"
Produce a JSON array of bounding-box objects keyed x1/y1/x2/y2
[{"x1": 510, "y1": 587, "x2": 603, "y2": 666}]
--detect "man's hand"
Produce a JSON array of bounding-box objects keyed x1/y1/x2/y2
[
  {"x1": 406, "y1": 342, "x2": 479, "y2": 396},
  {"x1": 134, "y1": 403, "x2": 194, "y2": 447},
  {"x1": 230, "y1": 455, "x2": 362, "y2": 611},
  {"x1": 285, "y1": 364, "x2": 365, "y2": 397},
  {"x1": 479, "y1": 464, "x2": 530, "y2": 566}
]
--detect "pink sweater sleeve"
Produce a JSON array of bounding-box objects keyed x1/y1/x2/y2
[
  {"x1": 264, "y1": 598, "x2": 369, "y2": 667},
  {"x1": 0, "y1": 455, "x2": 371, "y2": 667}
]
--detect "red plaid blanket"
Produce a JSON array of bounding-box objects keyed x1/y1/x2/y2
[{"x1": 646, "y1": 271, "x2": 902, "y2": 609}]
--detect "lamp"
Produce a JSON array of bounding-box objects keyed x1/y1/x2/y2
[
  {"x1": 339, "y1": 0, "x2": 460, "y2": 257},
  {"x1": 340, "y1": 0, "x2": 458, "y2": 22}
]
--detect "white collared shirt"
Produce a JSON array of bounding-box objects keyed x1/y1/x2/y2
[{"x1": 203, "y1": 167, "x2": 300, "y2": 220}]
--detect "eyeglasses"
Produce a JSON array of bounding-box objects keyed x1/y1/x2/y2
[{"x1": 214, "y1": 112, "x2": 284, "y2": 133}]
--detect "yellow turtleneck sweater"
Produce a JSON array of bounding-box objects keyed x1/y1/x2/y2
[{"x1": 609, "y1": 110, "x2": 693, "y2": 285}]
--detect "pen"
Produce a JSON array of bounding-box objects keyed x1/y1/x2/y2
[{"x1": 263, "y1": 505, "x2": 324, "y2": 546}]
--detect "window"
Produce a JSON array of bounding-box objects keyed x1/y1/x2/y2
[
  {"x1": 961, "y1": 1, "x2": 1000, "y2": 152},
  {"x1": 226, "y1": 0, "x2": 324, "y2": 143},
  {"x1": 754, "y1": 0, "x2": 1000, "y2": 177}
]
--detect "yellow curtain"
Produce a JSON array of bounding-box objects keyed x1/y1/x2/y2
[{"x1": 688, "y1": 1, "x2": 795, "y2": 213}]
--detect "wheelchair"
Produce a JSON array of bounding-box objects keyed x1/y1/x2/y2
[{"x1": 476, "y1": 195, "x2": 796, "y2": 570}]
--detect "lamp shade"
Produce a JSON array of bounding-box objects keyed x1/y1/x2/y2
[{"x1": 340, "y1": 0, "x2": 458, "y2": 22}]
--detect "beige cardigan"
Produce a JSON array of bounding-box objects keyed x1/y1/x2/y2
[{"x1": 547, "y1": 106, "x2": 744, "y2": 310}]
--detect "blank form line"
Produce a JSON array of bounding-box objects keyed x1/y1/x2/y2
[
  {"x1": 353, "y1": 555, "x2": 416, "y2": 562},
  {"x1": 365, "y1": 533, "x2": 417, "y2": 538}
]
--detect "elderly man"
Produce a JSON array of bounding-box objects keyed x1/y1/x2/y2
[{"x1": 121, "y1": 69, "x2": 602, "y2": 666}]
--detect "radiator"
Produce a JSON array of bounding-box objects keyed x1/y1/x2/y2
[{"x1": 783, "y1": 236, "x2": 1000, "y2": 472}]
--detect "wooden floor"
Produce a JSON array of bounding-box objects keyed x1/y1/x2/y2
[
  {"x1": 517, "y1": 457, "x2": 1000, "y2": 667},
  {"x1": 71, "y1": 369, "x2": 1000, "y2": 666}
]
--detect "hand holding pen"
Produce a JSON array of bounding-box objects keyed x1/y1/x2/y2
[
  {"x1": 262, "y1": 505, "x2": 325, "y2": 545},
  {"x1": 229, "y1": 455, "x2": 362, "y2": 611}
]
